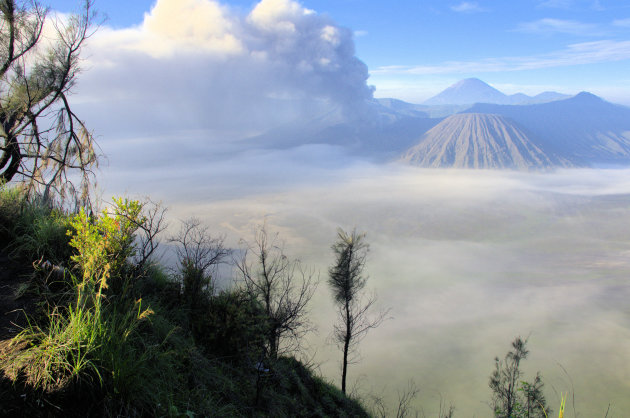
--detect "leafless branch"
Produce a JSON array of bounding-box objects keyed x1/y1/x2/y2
[
  {"x1": 235, "y1": 224, "x2": 319, "y2": 359},
  {"x1": 130, "y1": 198, "x2": 168, "y2": 270},
  {"x1": 170, "y1": 217, "x2": 230, "y2": 277}
]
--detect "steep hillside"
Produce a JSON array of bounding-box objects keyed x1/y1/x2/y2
[
  {"x1": 468, "y1": 93, "x2": 630, "y2": 165},
  {"x1": 0, "y1": 191, "x2": 370, "y2": 417},
  {"x1": 400, "y1": 113, "x2": 569, "y2": 169}
]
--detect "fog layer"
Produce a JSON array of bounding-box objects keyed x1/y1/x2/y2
[{"x1": 100, "y1": 142, "x2": 630, "y2": 415}]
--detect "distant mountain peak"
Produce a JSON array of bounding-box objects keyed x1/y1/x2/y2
[
  {"x1": 453, "y1": 78, "x2": 491, "y2": 87},
  {"x1": 424, "y1": 78, "x2": 570, "y2": 106},
  {"x1": 424, "y1": 79, "x2": 506, "y2": 106},
  {"x1": 573, "y1": 91, "x2": 602, "y2": 102}
]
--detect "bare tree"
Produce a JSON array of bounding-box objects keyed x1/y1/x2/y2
[
  {"x1": 366, "y1": 382, "x2": 454, "y2": 418},
  {"x1": 328, "y1": 228, "x2": 387, "y2": 394},
  {"x1": 368, "y1": 393, "x2": 388, "y2": 418},
  {"x1": 131, "y1": 198, "x2": 168, "y2": 270},
  {"x1": 235, "y1": 225, "x2": 318, "y2": 360},
  {"x1": 170, "y1": 218, "x2": 230, "y2": 306},
  {"x1": 0, "y1": 0, "x2": 99, "y2": 203},
  {"x1": 395, "y1": 380, "x2": 420, "y2": 418},
  {"x1": 438, "y1": 396, "x2": 456, "y2": 418}
]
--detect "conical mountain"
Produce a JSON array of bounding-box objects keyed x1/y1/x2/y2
[
  {"x1": 400, "y1": 113, "x2": 569, "y2": 169},
  {"x1": 423, "y1": 78, "x2": 509, "y2": 105},
  {"x1": 423, "y1": 78, "x2": 569, "y2": 106}
]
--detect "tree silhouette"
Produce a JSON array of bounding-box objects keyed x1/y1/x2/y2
[
  {"x1": 0, "y1": 0, "x2": 98, "y2": 203},
  {"x1": 328, "y1": 228, "x2": 386, "y2": 394},
  {"x1": 236, "y1": 225, "x2": 317, "y2": 359},
  {"x1": 490, "y1": 337, "x2": 551, "y2": 418}
]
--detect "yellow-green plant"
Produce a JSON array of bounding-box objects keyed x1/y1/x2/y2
[
  {"x1": 2, "y1": 197, "x2": 153, "y2": 392},
  {"x1": 69, "y1": 198, "x2": 144, "y2": 278},
  {"x1": 67, "y1": 197, "x2": 145, "y2": 307},
  {"x1": 558, "y1": 393, "x2": 566, "y2": 418},
  {"x1": 542, "y1": 393, "x2": 565, "y2": 418}
]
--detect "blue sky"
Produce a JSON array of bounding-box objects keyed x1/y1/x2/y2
[{"x1": 46, "y1": 0, "x2": 630, "y2": 104}]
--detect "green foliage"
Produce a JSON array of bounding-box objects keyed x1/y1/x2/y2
[
  {"x1": 0, "y1": 184, "x2": 73, "y2": 264},
  {"x1": 0, "y1": 180, "x2": 24, "y2": 211},
  {"x1": 96, "y1": 298, "x2": 175, "y2": 415},
  {"x1": 0, "y1": 191, "x2": 370, "y2": 417},
  {"x1": 254, "y1": 356, "x2": 369, "y2": 417},
  {"x1": 328, "y1": 228, "x2": 368, "y2": 305},
  {"x1": 0, "y1": 183, "x2": 28, "y2": 243},
  {"x1": 5, "y1": 304, "x2": 104, "y2": 392},
  {"x1": 490, "y1": 337, "x2": 551, "y2": 418},
  {"x1": 21, "y1": 210, "x2": 73, "y2": 263},
  {"x1": 194, "y1": 288, "x2": 268, "y2": 361},
  {"x1": 68, "y1": 197, "x2": 144, "y2": 283},
  {"x1": 181, "y1": 259, "x2": 211, "y2": 311},
  {"x1": 2, "y1": 196, "x2": 154, "y2": 399}
]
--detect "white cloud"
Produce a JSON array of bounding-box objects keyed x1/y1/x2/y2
[
  {"x1": 75, "y1": 0, "x2": 373, "y2": 137},
  {"x1": 371, "y1": 40, "x2": 630, "y2": 75},
  {"x1": 538, "y1": 0, "x2": 604, "y2": 10},
  {"x1": 140, "y1": 0, "x2": 243, "y2": 56},
  {"x1": 613, "y1": 18, "x2": 630, "y2": 28},
  {"x1": 248, "y1": 0, "x2": 314, "y2": 32},
  {"x1": 516, "y1": 18, "x2": 600, "y2": 36},
  {"x1": 450, "y1": 1, "x2": 486, "y2": 13},
  {"x1": 538, "y1": 0, "x2": 574, "y2": 8}
]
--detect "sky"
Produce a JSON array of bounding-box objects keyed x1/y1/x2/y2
[{"x1": 45, "y1": 0, "x2": 630, "y2": 105}]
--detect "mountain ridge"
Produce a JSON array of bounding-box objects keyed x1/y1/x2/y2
[
  {"x1": 465, "y1": 93, "x2": 630, "y2": 165},
  {"x1": 423, "y1": 78, "x2": 569, "y2": 106},
  {"x1": 242, "y1": 79, "x2": 630, "y2": 169}
]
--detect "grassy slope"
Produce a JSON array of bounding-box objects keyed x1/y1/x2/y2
[{"x1": 0, "y1": 188, "x2": 368, "y2": 417}]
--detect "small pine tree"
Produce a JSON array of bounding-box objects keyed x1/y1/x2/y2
[
  {"x1": 489, "y1": 337, "x2": 551, "y2": 418},
  {"x1": 328, "y1": 228, "x2": 386, "y2": 394}
]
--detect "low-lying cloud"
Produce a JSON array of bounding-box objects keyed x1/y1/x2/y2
[{"x1": 99, "y1": 137, "x2": 630, "y2": 415}]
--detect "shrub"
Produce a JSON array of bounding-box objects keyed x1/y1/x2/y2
[
  {"x1": 194, "y1": 288, "x2": 268, "y2": 362},
  {"x1": 1, "y1": 197, "x2": 153, "y2": 396},
  {"x1": 490, "y1": 337, "x2": 551, "y2": 418},
  {"x1": 0, "y1": 185, "x2": 72, "y2": 264}
]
